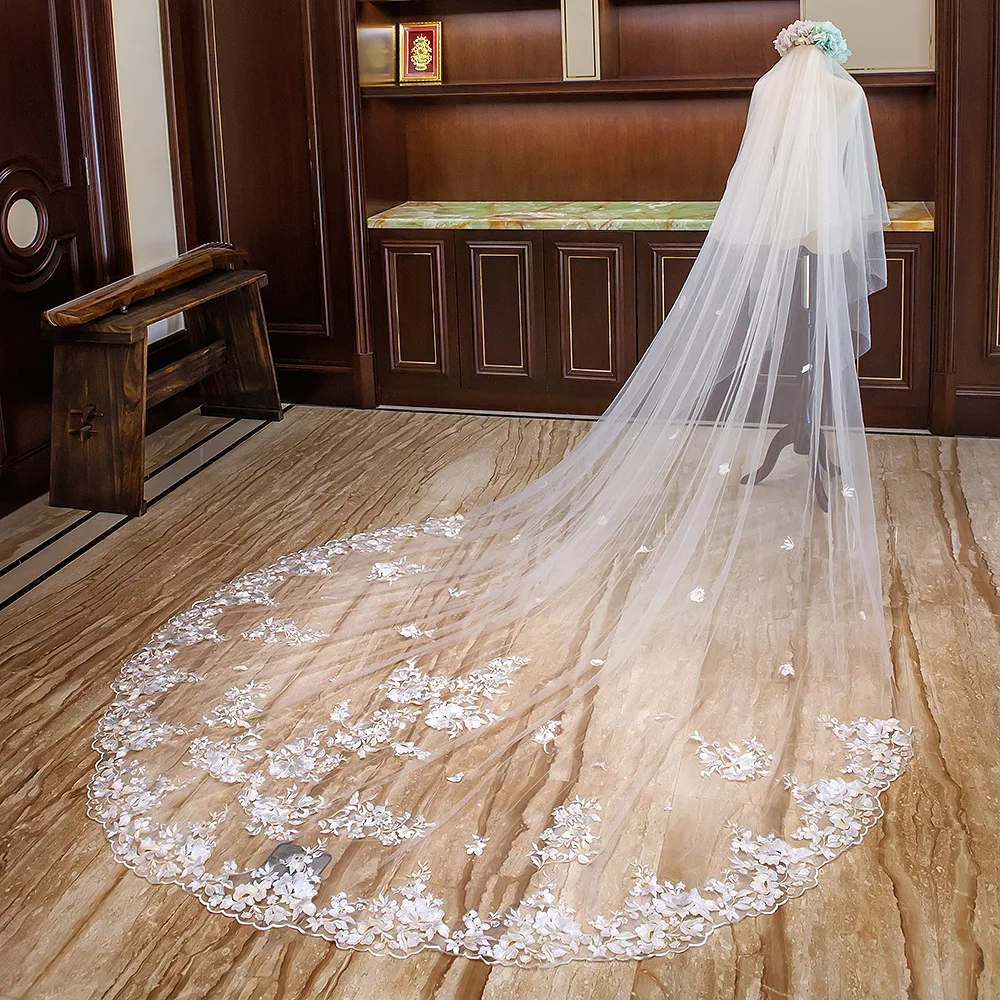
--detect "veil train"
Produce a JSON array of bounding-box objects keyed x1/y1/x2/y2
[{"x1": 88, "y1": 29, "x2": 913, "y2": 967}]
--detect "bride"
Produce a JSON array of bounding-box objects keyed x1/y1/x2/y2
[{"x1": 89, "y1": 20, "x2": 913, "y2": 966}]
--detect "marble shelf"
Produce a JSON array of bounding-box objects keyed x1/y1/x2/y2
[{"x1": 367, "y1": 200, "x2": 935, "y2": 233}]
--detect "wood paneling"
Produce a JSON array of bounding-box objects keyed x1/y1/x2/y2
[
  {"x1": 545, "y1": 231, "x2": 636, "y2": 401},
  {"x1": 372, "y1": 231, "x2": 459, "y2": 405},
  {"x1": 160, "y1": 0, "x2": 367, "y2": 404},
  {"x1": 456, "y1": 233, "x2": 545, "y2": 394},
  {"x1": 637, "y1": 231, "x2": 933, "y2": 429},
  {"x1": 0, "y1": 0, "x2": 130, "y2": 511},
  {"x1": 636, "y1": 233, "x2": 702, "y2": 352},
  {"x1": 860, "y1": 236, "x2": 933, "y2": 428},
  {"x1": 938, "y1": 0, "x2": 1000, "y2": 434},
  {"x1": 391, "y1": 92, "x2": 934, "y2": 204},
  {"x1": 616, "y1": 0, "x2": 798, "y2": 79}
]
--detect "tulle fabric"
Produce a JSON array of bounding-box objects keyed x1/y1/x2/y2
[{"x1": 88, "y1": 44, "x2": 912, "y2": 965}]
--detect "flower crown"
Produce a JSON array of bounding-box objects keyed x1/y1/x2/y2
[{"x1": 774, "y1": 20, "x2": 851, "y2": 65}]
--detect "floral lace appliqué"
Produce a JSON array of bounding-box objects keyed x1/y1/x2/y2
[
  {"x1": 529, "y1": 797, "x2": 602, "y2": 867},
  {"x1": 690, "y1": 731, "x2": 773, "y2": 782},
  {"x1": 319, "y1": 791, "x2": 433, "y2": 846}
]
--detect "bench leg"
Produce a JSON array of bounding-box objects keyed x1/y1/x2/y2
[
  {"x1": 50, "y1": 338, "x2": 147, "y2": 516},
  {"x1": 186, "y1": 282, "x2": 283, "y2": 421}
]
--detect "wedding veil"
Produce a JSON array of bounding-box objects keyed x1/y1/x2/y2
[{"x1": 88, "y1": 41, "x2": 913, "y2": 966}]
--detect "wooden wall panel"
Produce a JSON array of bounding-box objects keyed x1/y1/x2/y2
[
  {"x1": 372, "y1": 232, "x2": 458, "y2": 405},
  {"x1": 860, "y1": 236, "x2": 933, "y2": 428},
  {"x1": 399, "y1": 91, "x2": 934, "y2": 203},
  {"x1": 638, "y1": 232, "x2": 932, "y2": 429},
  {"x1": 0, "y1": 0, "x2": 130, "y2": 512},
  {"x1": 456, "y1": 234, "x2": 545, "y2": 396},
  {"x1": 545, "y1": 232, "x2": 636, "y2": 401},
  {"x1": 161, "y1": 0, "x2": 369, "y2": 406},
  {"x1": 616, "y1": 1, "x2": 798, "y2": 79}
]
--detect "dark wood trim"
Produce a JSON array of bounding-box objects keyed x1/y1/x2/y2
[
  {"x1": 333, "y1": 0, "x2": 378, "y2": 405},
  {"x1": 75, "y1": 0, "x2": 133, "y2": 285},
  {"x1": 360, "y1": 72, "x2": 936, "y2": 101},
  {"x1": 930, "y1": 0, "x2": 960, "y2": 434},
  {"x1": 159, "y1": 0, "x2": 196, "y2": 251}
]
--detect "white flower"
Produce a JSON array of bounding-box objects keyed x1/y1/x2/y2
[
  {"x1": 842, "y1": 485, "x2": 857, "y2": 499},
  {"x1": 448, "y1": 587, "x2": 469, "y2": 598},
  {"x1": 780, "y1": 537, "x2": 795, "y2": 551},
  {"x1": 328, "y1": 700, "x2": 351, "y2": 724},
  {"x1": 778, "y1": 663, "x2": 795, "y2": 678},
  {"x1": 635, "y1": 544, "x2": 652, "y2": 554},
  {"x1": 398, "y1": 623, "x2": 434, "y2": 639},
  {"x1": 446, "y1": 771, "x2": 465, "y2": 783},
  {"x1": 719, "y1": 464, "x2": 731, "y2": 476},
  {"x1": 466, "y1": 835, "x2": 489, "y2": 856},
  {"x1": 532, "y1": 720, "x2": 562, "y2": 751},
  {"x1": 689, "y1": 587, "x2": 706, "y2": 603}
]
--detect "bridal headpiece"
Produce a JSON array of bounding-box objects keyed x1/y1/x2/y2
[{"x1": 774, "y1": 19, "x2": 851, "y2": 64}]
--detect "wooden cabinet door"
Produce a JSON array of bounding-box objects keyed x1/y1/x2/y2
[
  {"x1": 859, "y1": 233, "x2": 932, "y2": 429},
  {"x1": 455, "y1": 232, "x2": 546, "y2": 405},
  {"x1": 638, "y1": 232, "x2": 932, "y2": 430},
  {"x1": 543, "y1": 231, "x2": 636, "y2": 411},
  {"x1": 636, "y1": 233, "x2": 704, "y2": 355},
  {"x1": 370, "y1": 230, "x2": 460, "y2": 406}
]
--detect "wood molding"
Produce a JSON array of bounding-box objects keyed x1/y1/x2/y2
[
  {"x1": 930, "y1": 0, "x2": 961, "y2": 434},
  {"x1": 76, "y1": 0, "x2": 133, "y2": 284}
]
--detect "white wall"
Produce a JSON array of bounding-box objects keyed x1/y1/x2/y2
[
  {"x1": 111, "y1": 0, "x2": 180, "y2": 340},
  {"x1": 802, "y1": 0, "x2": 935, "y2": 71}
]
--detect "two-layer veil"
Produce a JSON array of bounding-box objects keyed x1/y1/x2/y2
[{"x1": 89, "y1": 40, "x2": 913, "y2": 966}]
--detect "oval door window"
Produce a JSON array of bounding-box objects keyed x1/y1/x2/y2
[{"x1": 5, "y1": 197, "x2": 40, "y2": 249}]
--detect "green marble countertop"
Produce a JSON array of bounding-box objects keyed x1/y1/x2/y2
[{"x1": 367, "y1": 200, "x2": 935, "y2": 232}]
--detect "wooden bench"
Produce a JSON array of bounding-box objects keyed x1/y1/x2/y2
[{"x1": 43, "y1": 243, "x2": 282, "y2": 516}]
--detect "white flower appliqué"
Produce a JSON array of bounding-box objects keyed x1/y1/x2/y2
[
  {"x1": 466, "y1": 835, "x2": 489, "y2": 856},
  {"x1": 241, "y1": 618, "x2": 327, "y2": 646},
  {"x1": 689, "y1": 731, "x2": 773, "y2": 782},
  {"x1": 532, "y1": 719, "x2": 562, "y2": 751},
  {"x1": 529, "y1": 797, "x2": 602, "y2": 867},
  {"x1": 319, "y1": 792, "x2": 433, "y2": 846}
]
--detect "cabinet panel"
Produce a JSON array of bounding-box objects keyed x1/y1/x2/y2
[
  {"x1": 636, "y1": 234, "x2": 701, "y2": 352},
  {"x1": 456, "y1": 234, "x2": 545, "y2": 397},
  {"x1": 638, "y1": 231, "x2": 931, "y2": 429},
  {"x1": 371, "y1": 231, "x2": 459, "y2": 405},
  {"x1": 544, "y1": 232, "x2": 636, "y2": 404},
  {"x1": 859, "y1": 234, "x2": 932, "y2": 428}
]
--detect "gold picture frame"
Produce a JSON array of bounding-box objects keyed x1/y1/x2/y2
[{"x1": 399, "y1": 21, "x2": 442, "y2": 85}]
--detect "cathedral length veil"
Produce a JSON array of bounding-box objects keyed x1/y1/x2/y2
[{"x1": 89, "y1": 36, "x2": 914, "y2": 966}]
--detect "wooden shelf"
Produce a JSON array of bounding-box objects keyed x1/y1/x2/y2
[{"x1": 362, "y1": 71, "x2": 935, "y2": 99}]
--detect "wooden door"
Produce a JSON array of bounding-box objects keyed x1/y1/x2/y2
[{"x1": 0, "y1": 0, "x2": 128, "y2": 512}]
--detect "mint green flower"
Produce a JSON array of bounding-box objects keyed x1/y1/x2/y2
[{"x1": 810, "y1": 21, "x2": 851, "y2": 65}]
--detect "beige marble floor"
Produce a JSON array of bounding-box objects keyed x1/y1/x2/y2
[
  {"x1": 0, "y1": 411, "x2": 231, "y2": 571},
  {"x1": 0, "y1": 406, "x2": 996, "y2": 1000}
]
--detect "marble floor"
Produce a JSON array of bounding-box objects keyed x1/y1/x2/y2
[{"x1": 0, "y1": 406, "x2": 996, "y2": 1000}]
